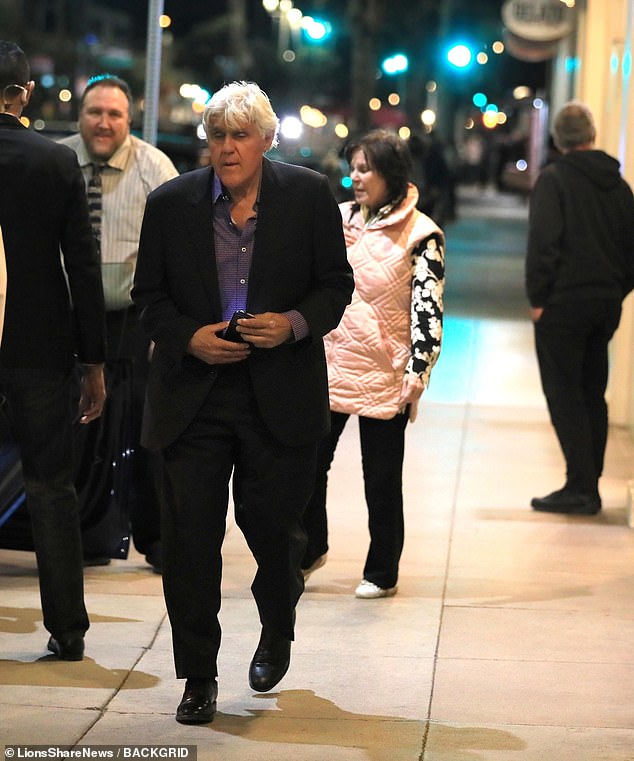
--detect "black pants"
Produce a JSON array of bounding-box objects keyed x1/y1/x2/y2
[
  {"x1": 534, "y1": 298, "x2": 622, "y2": 496},
  {"x1": 106, "y1": 308, "x2": 160, "y2": 555},
  {"x1": 159, "y1": 363, "x2": 317, "y2": 679},
  {"x1": 0, "y1": 367, "x2": 89, "y2": 641},
  {"x1": 302, "y1": 409, "x2": 409, "y2": 589}
]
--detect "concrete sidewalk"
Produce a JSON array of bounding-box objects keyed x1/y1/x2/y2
[{"x1": 2, "y1": 188, "x2": 634, "y2": 760}]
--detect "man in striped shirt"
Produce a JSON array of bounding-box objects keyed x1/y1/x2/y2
[{"x1": 60, "y1": 75, "x2": 178, "y2": 572}]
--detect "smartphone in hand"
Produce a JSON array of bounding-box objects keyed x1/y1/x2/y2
[{"x1": 222, "y1": 310, "x2": 254, "y2": 342}]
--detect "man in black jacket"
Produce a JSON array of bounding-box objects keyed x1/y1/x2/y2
[
  {"x1": 133, "y1": 81, "x2": 353, "y2": 723},
  {"x1": 0, "y1": 41, "x2": 107, "y2": 659},
  {"x1": 526, "y1": 101, "x2": 634, "y2": 515}
]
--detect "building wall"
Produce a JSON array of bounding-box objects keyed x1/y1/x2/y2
[{"x1": 568, "y1": 0, "x2": 634, "y2": 433}]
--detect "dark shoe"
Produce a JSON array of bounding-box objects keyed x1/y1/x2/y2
[
  {"x1": 82, "y1": 554, "x2": 111, "y2": 567},
  {"x1": 175, "y1": 678, "x2": 218, "y2": 724},
  {"x1": 47, "y1": 635, "x2": 84, "y2": 661},
  {"x1": 144, "y1": 542, "x2": 162, "y2": 574},
  {"x1": 531, "y1": 488, "x2": 601, "y2": 515},
  {"x1": 248, "y1": 627, "x2": 291, "y2": 692}
]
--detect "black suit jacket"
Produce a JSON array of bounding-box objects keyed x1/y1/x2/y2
[
  {"x1": 133, "y1": 158, "x2": 353, "y2": 449},
  {"x1": 0, "y1": 114, "x2": 106, "y2": 370}
]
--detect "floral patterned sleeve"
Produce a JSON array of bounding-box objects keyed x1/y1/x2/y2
[{"x1": 406, "y1": 233, "x2": 445, "y2": 388}]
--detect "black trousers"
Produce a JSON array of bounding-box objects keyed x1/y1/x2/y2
[
  {"x1": 0, "y1": 367, "x2": 89, "y2": 641},
  {"x1": 302, "y1": 409, "x2": 409, "y2": 589},
  {"x1": 159, "y1": 363, "x2": 317, "y2": 679},
  {"x1": 534, "y1": 298, "x2": 622, "y2": 496},
  {"x1": 105, "y1": 308, "x2": 160, "y2": 555}
]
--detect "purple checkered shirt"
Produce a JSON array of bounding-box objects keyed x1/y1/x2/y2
[{"x1": 212, "y1": 174, "x2": 308, "y2": 340}]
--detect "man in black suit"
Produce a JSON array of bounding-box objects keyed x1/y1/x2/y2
[
  {"x1": 0, "y1": 41, "x2": 107, "y2": 660},
  {"x1": 132, "y1": 81, "x2": 353, "y2": 724}
]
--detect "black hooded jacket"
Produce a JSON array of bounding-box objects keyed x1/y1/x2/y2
[{"x1": 526, "y1": 149, "x2": 634, "y2": 307}]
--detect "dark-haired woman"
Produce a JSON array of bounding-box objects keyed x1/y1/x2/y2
[{"x1": 301, "y1": 129, "x2": 445, "y2": 598}]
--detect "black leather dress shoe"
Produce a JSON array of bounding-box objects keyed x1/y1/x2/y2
[
  {"x1": 47, "y1": 635, "x2": 85, "y2": 661},
  {"x1": 531, "y1": 488, "x2": 601, "y2": 515},
  {"x1": 175, "y1": 678, "x2": 218, "y2": 724},
  {"x1": 82, "y1": 554, "x2": 111, "y2": 567},
  {"x1": 248, "y1": 627, "x2": 291, "y2": 692}
]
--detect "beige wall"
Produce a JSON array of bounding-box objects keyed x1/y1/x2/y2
[{"x1": 566, "y1": 0, "x2": 634, "y2": 431}]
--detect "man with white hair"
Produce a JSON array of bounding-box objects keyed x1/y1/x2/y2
[
  {"x1": 526, "y1": 101, "x2": 634, "y2": 516},
  {"x1": 133, "y1": 81, "x2": 353, "y2": 724}
]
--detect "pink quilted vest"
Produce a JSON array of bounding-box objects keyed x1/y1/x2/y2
[{"x1": 326, "y1": 184, "x2": 441, "y2": 419}]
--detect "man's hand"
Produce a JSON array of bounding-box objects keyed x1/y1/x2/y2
[
  {"x1": 529, "y1": 306, "x2": 544, "y2": 322},
  {"x1": 187, "y1": 322, "x2": 251, "y2": 364},
  {"x1": 79, "y1": 363, "x2": 106, "y2": 424},
  {"x1": 235, "y1": 312, "x2": 293, "y2": 348}
]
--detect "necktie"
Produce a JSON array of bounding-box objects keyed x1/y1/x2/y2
[{"x1": 87, "y1": 163, "x2": 105, "y2": 257}]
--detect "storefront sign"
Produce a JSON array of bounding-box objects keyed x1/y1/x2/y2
[
  {"x1": 503, "y1": 29, "x2": 560, "y2": 62},
  {"x1": 502, "y1": 0, "x2": 575, "y2": 42}
]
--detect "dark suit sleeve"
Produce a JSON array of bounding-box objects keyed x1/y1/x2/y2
[
  {"x1": 132, "y1": 183, "x2": 206, "y2": 362},
  {"x1": 59, "y1": 151, "x2": 106, "y2": 363}
]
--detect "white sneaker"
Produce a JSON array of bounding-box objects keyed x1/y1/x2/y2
[
  {"x1": 302, "y1": 553, "x2": 327, "y2": 581},
  {"x1": 354, "y1": 579, "x2": 397, "y2": 599}
]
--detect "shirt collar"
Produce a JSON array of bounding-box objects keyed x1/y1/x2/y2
[
  {"x1": 212, "y1": 173, "x2": 228, "y2": 204},
  {"x1": 211, "y1": 172, "x2": 261, "y2": 213},
  {"x1": 76, "y1": 133, "x2": 132, "y2": 172},
  {"x1": 0, "y1": 111, "x2": 23, "y2": 125}
]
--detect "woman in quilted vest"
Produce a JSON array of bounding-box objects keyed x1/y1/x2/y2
[{"x1": 301, "y1": 129, "x2": 445, "y2": 598}]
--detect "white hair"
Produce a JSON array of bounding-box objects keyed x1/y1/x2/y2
[{"x1": 203, "y1": 81, "x2": 279, "y2": 147}]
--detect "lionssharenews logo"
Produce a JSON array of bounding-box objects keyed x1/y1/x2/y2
[{"x1": 4, "y1": 748, "x2": 196, "y2": 760}]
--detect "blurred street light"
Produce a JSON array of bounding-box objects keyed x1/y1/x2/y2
[
  {"x1": 300, "y1": 104, "x2": 327, "y2": 128},
  {"x1": 280, "y1": 115, "x2": 303, "y2": 139},
  {"x1": 287, "y1": 8, "x2": 302, "y2": 29},
  {"x1": 262, "y1": 0, "x2": 331, "y2": 60},
  {"x1": 513, "y1": 85, "x2": 532, "y2": 99},
  {"x1": 302, "y1": 17, "x2": 332, "y2": 42},
  {"x1": 380, "y1": 53, "x2": 408, "y2": 117},
  {"x1": 180, "y1": 83, "x2": 212, "y2": 106},
  {"x1": 262, "y1": 0, "x2": 293, "y2": 60},
  {"x1": 421, "y1": 109, "x2": 436, "y2": 127},
  {"x1": 447, "y1": 43, "x2": 473, "y2": 69},
  {"x1": 381, "y1": 53, "x2": 409, "y2": 75}
]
